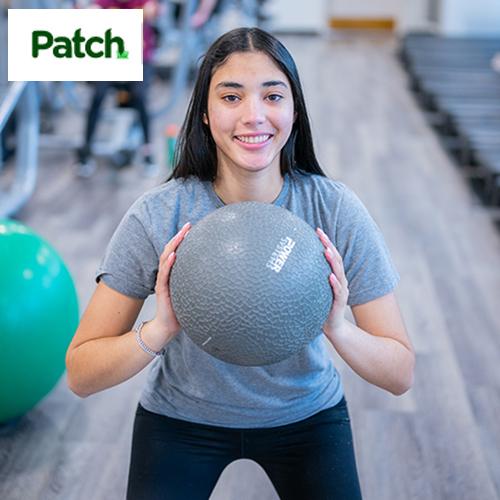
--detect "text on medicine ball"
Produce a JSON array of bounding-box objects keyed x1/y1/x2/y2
[{"x1": 266, "y1": 237, "x2": 296, "y2": 273}]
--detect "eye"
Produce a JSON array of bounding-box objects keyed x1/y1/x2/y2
[
  {"x1": 267, "y1": 94, "x2": 283, "y2": 102},
  {"x1": 222, "y1": 94, "x2": 240, "y2": 103}
]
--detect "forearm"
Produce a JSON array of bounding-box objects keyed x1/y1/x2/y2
[
  {"x1": 66, "y1": 321, "x2": 170, "y2": 397},
  {"x1": 327, "y1": 320, "x2": 415, "y2": 395}
]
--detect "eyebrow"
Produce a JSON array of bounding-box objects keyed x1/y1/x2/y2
[{"x1": 214, "y1": 80, "x2": 289, "y2": 90}]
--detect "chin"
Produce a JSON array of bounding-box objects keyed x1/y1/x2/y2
[
  {"x1": 237, "y1": 157, "x2": 277, "y2": 170},
  {"x1": 241, "y1": 164, "x2": 274, "y2": 173}
]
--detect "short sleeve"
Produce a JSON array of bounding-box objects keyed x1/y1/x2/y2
[
  {"x1": 334, "y1": 186, "x2": 399, "y2": 306},
  {"x1": 96, "y1": 200, "x2": 158, "y2": 299}
]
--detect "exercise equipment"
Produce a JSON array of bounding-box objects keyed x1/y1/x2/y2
[
  {"x1": 400, "y1": 32, "x2": 500, "y2": 210},
  {"x1": 170, "y1": 202, "x2": 333, "y2": 366},
  {"x1": 0, "y1": 220, "x2": 79, "y2": 424},
  {"x1": 0, "y1": 5, "x2": 39, "y2": 218},
  {"x1": 36, "y1": 0, "x2": 203, "y2": 171},
  {"x1": 164, "y1": 123, "x2": 179, "y2": 170}
]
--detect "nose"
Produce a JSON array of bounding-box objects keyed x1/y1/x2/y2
[{"x1": 241, "y1": 96, "x2": 265, "y2": 126}]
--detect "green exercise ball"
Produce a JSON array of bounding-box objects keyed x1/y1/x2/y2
[{"x1": 0, "y1": 219, "x2": 79, "y2": 424}]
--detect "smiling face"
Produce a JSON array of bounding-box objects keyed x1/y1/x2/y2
[{"x1": 204, "y1": 51, "x2": 295, "y2": 178}]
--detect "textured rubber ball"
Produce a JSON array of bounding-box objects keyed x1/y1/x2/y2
[{"x1": 169, "y1": 202, "x2": 333, "y2": 366}]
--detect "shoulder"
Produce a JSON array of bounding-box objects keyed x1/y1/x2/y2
[
  {"x1": 128, "y1": 176, "x2": 204, "y2": 219},
  {"x1": 287, "y1": 169, "x2": 374, "y2": 233},
  {"x1": 290, "y1": 169, "x2": 346, "y2": 194},
  {"x1": 121, "y1": 176, "x2": 213, "y2": 250},
  {"x1": 289, "y1": 169, "x2": 355, "y2": 208}
]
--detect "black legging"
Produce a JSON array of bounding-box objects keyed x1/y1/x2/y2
[
  {"x1": 80, "y1": 63, "x2": 153, "y2": 159},
  {"x1": 126, "y1": 397, "x2": 363, "y2": 500}
]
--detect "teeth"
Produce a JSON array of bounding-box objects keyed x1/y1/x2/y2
[{"x1": 236, "y1": 135, "x2": 271, "y2": 144}]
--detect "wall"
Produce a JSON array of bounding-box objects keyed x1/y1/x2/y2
[
  {"x1": 267, "y1": 0, "x2": 328, "y2": 33},
  {"x1": 328, "y1": 0, "x2": 399, "y2": 18},
  {"x1": 328, "y1": 0, "x2": 433, "y2": 33},
  {"x1": 268, "y1": 0, "x2": 500, "y2": 36},
  {"x1": 440, "y1": 0, "x2": 500, "y2": 36}
]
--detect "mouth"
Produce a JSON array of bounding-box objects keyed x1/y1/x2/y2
[{"x1": 234, "y1": 134, "x2": 273, "y2": 147}]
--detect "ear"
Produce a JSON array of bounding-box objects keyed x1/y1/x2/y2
[{"x1": 203, "y1": 112, "x2": 209, "y2": 125}]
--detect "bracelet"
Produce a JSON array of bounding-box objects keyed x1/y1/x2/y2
[{"x1": 134, "y1": 321, "x2": 165, "y2": 357}]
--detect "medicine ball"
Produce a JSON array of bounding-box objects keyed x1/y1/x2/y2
[{"x1": 169, "y1": 202, "x2": 333, "y2": 366}]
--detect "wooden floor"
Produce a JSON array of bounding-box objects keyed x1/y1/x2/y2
[{"x1": 1, "y1": 33, "x2": 500, "y2": 500}]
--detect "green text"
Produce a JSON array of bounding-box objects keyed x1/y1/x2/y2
[{"x1": 32, "y1": 29, "x2": 126, "y2": 59}]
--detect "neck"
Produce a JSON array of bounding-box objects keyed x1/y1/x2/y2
[{"x1": 213, "y1": 166, "x2": 284, "y2": 205}]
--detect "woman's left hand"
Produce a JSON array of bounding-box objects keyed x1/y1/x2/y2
[{"x1": 316, "y1": 228, "x2": 349, "y2": 342}]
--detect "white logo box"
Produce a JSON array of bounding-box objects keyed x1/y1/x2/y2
[{"x1": 8, "y1": 9, "x2": 143, "y2": 81}]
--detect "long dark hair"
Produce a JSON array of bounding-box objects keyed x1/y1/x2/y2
[{"x1": 169, "y1": 27, "x2": 326, "y2": 181}]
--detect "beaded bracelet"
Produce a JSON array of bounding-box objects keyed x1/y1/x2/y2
[{"x1": 135, "y1": 321, "x2": 165, "y2": 357}]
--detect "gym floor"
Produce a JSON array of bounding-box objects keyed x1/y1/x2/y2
[{"x1": 1, "y1": 33, "x2": 500, "y2": 500}]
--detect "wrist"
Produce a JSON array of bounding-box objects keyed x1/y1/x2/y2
[
  {"x1": 324, "y1": 318, "x2": 349, "y2": 345},
  {"x1": 138, "y1": 319, "x2": 173, "y2": 354}
]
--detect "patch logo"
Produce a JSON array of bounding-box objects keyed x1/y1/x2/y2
[{"x1": 8, "y1": 9, "x2": 143, "y2": 81}]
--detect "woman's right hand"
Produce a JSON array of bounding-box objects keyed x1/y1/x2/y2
[{"x1": 147, "y1": 222, "x2": 191, "y2": 347}]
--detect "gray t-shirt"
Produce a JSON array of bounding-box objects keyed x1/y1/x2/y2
[{"x1": 97, "y1": 170, "x2": 399, "y2": 428}]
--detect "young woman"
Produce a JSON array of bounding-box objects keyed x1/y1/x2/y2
[{"x1": 66, "y1": 27, "x2": 415, "y2": 500}]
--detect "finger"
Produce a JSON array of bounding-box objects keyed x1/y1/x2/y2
[
  {"x1": 317, "y1": 230, "x2": 344, "y2": 271},
  {"x1": 329, "y1": 273, "x2": 349, "y2": 303},
  {"x1": 329, "y1": 272, "x2": 338, "y2": 290},
  {"x1": 325, "y1": 246, "x2": 341, "y2": 270},
  {"x1": 316, "y1": 227, "x2": 331, "y2": 242},
  {"x1": 171, "y1": 222, "x2": 191, "y2": 249},
  {"x1": 325, "y1": 247, "x2": 349, "y2": 288},
  {"x1": 328, "y1": 243, "x2": 343, "y2": 261},
  {"x1": 329, "y1": 272, "x2": 342, "y2": 297},
  {"x1": 316, "y1": 227, "x2": 335, "y2": 252},
  {"x1": 161, "y1": 222, "x2": 191, "y2": 258},
  {"x1": 324, "y1": 246, "x2": 335, "y2": 271},
  {"x1": 156, "y1": 252, "x2": 175, "y2": 297},
  {"x1": 320, "y1": 236, "x2": 344, "y2": 267},
  {"x1": 318, "y1": 230, "x2": 343, "y2": 265},
  {"x1": 157, "y1": 251, "x2": 174, "y2": 287},
  {"x1": 159, "y1": 247, "x2": 174, "y2": 268},
  {"x1": 177, "y1": 221, "x2": 191, "y2": 239},
  {"x1": 159, "y1": 224, "x2": 190, "y2": 271},
  {"x1": 163, "y1": 252, "x2": 176, "y2": 298},
  {"x1": 155, "y1": 258, "x2": 168, "y2": 296},
  {"x1": 331, "y1": 248, "x2": 347, "y2": 283}
]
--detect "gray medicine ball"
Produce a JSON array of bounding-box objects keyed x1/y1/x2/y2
[{"x1": 169, "y1": 202, "x2": 333, "y2": 366}]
